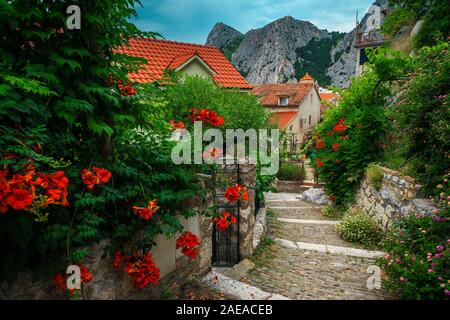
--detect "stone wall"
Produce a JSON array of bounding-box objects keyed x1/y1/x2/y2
[
  {"x1": 253, "y1": 208, "x2": 267, "y2": 249},
  {"x1": 276, "y1": 180, "x2": 303, "y2": 193},
  {"x1": 356, "y1": 166, "x2": 436, "y2": 230}
]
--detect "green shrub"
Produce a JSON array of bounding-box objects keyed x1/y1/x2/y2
[
  {"x1": 163, "y1": 76, "x2": 271, "y2": 132},
  {"x1": 306, "y1": 47, "x2": 412, "y2": 205},
  {"x1": 321, "y1": 205, "x2": 345, "y2": 219},
  {"x1": 0, "y1": 0, "x2": 178, "y2": 283},
  {"x1": 381, "y1": 8, "x2": 415, "y2": 37},
  {"x1": 307, "y1": 70, "x2": 387, "y2": 205},
  {"x1": 277, "y1": 163, "x2": 305, "y2": 181},
  {"x1": 256, "y1": 168, "x2": 276, "y2": 210},
  {"x1": 388, "y1": 0, "x2": 450, "y2": 47},
  {"x1": 367, "y1": 165, "x2": 384, "y2": 190},
  {"x1": 384, "y1": 42, "x2": 450, "y2": 194},
  {"x1": 379, "y1": 173, "x2": 450, "y2": 300},
  {"x1": 336, "y1": 208, "x2": 383, "y2": 247}
]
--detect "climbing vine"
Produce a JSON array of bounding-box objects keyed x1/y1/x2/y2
[{"x1": 0, "y1": 0, "x2": 200, "y2": 291}]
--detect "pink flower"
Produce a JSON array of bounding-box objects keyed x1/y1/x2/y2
[{"x1": 436, "y1": 245, "x2": 444, "y2": 252}]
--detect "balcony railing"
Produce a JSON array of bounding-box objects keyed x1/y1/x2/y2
[{"x1": 355, "y1": 28, "x2": 388, "y2": 48}]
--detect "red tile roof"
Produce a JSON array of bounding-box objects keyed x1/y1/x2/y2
[
  {"x1": 300, "y1": 73, "x2": 314, "y2": 81},
  {"x1": 167, "y1": 51, "x2": 198, "y2": 69},
  {"x1": 252, "y1": 83, "x2": 314, "y2": 108},
  {"x1": 116, "y1": 38, "x2": 252, "y2": 89},
  {"x1": 320, "y1": 92, "x2": 340, "y2": 115},
  {"x1": 269, "y1": 111, "x2": 298, "y2": 129},
  {"x1": 319, "y1": 92, "x2": 340, "y2": 101}
]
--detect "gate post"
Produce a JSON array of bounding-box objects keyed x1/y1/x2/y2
[{"x1": 238, "y1": 163, "x2": 256, "y2": 259}]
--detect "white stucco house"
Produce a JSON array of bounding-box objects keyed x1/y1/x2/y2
[{"x1": 252, "y1": 73, "x2": 322, "y2": 150}]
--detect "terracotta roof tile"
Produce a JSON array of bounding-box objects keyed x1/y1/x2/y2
[
  {"x1": 270, "y1": 111, "x2": 298, "y2": 129},
  {"x1": 300, "y1": 73, "x2": 314, "y2": 81},
  {"x1": 116, "y1": 38, "x2": 252, "y2": 89},
  {"x1": 252, "y1": 83, "x2": 314, "y2": 107},
  {"x1": 320, "y1": 92, "x2": 340, "y2": 101}
]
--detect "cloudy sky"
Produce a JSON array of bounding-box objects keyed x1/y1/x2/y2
[{"x1": 133, "y1": 0, "x2": 375, "y2": 44}]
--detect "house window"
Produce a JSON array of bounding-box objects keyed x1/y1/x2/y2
[
  {"x1": 289, "y1": 125, "x2": 293, "y2": 131},
  {"x1": 308, "y1": 115, "x2": 312, "y2": 125},
  {"x1": 278, "y1": 97, "x2": 289, "y2": 106}
]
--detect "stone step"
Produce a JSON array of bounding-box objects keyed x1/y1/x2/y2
[
  {"x1": 274, "y1": 238, "x2": 385, "y2": 259},
  {"x1": 270, "y1": 221, "x2": 373, "y2": 250},
  {"x1": 264, "y1": 192, "x2": 303, "y2": 201},
  {"x1": 202, "y1": 271, "x2": 290, "y2": 300},
  {"x1": 270, "y1": 207, "x2": 328, "y2": 220},
  {"x1": 242, "y1": 244, "x2": 391, "y2": 300},
  {"x1": 277, "y1": 218, "x2": 339, "y2": 225},
  {"x1": 266, "y1": 200, "x2": 312, "y2": 207}
]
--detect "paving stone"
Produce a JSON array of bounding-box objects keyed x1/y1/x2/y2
[
  {"x1": 271, "y1": 220, "x2": 367, "y2": 249},
  {"x1": 271, "y1": 207, "x2": 329, "y2": 220},
  {"x1": 242, "y1": 191, "x2": 394, "y2": 300},
  {"x1": 277, "y1": 218, "x2": 338, "y2": 225},
  {"x1": 244, "y1": 244, "x2": 391, "y2": 300}
]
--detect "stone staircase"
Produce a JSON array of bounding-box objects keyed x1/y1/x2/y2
[{"x1": 239, "y1": 192, "x2": 392, "y2": 300}]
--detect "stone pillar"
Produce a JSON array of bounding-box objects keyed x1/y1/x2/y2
[{"x1": 238, "y1": 163, "x2": 256, "y2": 259}]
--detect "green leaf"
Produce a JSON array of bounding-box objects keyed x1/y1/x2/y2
[
  {"x1": 70, "y1": 249, "x2": 91, "y2": 263},
  {"x1": 2, "y1": 75, "x2": 57, "y2": 96},
  {"x1": 113, "y1": 114, "x2": 136, "y2": 124},
  {"x1": 87, "y1": 117, "x2": 114, "y2": 137},
  {"x1": 0, "y1": 84, "x2": 11, "y2": 96},
  {"x1": 52, "y1": 55, "x2": 82, "y2": 73}
]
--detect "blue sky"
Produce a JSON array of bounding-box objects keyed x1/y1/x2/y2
[{"x1": 133, "y1": 0, "x2": 375, "y2": 44}]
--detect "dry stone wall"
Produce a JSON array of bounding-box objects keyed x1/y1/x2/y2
[{"x1": 356, "y1": 166, "x2": 436, "y2": 230}]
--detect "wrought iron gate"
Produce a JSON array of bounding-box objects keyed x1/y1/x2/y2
[{"x1": 211, "y1": 164, "x2": 240, "y2": 267}]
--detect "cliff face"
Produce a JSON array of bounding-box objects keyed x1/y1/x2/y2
[
  {"x1": 326, "y1": 0, "x2": 390, "y2": 87},
  {"x1": 230, "y1": 16, "x2": 330, "y2": 84},
  {"x1": 206, "y1": 22, "x2": 243, "y2": 51},
  {"x1": 326, "y1": 29, "x2": 357, "y2": 88},
  {"x1": 205, "y1": 1, "x2": 389, "y2": 88}
]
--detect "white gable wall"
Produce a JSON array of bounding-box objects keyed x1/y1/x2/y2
[
  {"x1": 298, "y1": 87, "x2": 321, "y2": 143},
  {"x1": 178, "y1": 59, "x2": 213, "y2": 78}
]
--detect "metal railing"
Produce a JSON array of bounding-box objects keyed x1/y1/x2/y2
[{"x1": 355, "y1": 28, "x2": 387, "y2": 48}]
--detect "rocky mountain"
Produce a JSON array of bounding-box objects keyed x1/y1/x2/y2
[
  {"x1": 208, "y1": 16, "x2": 331, "y2": 84},
  {"x1": 206, "y1": 23, "x2": 243, "y2": 52},
  {"x1": 205, "y1": 1, "x2": 389, "y2": 88},
  {"x1": 327, "y1": 0, "x2": 389, "y2": 87},
  {"x1": 326, "y1": 29, "x2": 357, "y2": 88}
]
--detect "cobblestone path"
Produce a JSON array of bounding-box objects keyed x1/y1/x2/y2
[{"x1": 242, "y1": 192, "x2": 392, "y2": 300}]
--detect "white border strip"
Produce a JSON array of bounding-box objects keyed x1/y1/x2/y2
[
  {"x1": 274, "y1": 238, "x2": 385, "y2": 259},
  {"x1": 277, "y1": 218, "x2": 338, "y2": 225},
  {"x1": 202, "y1": 271, "x2": 290, "y2": 300}
]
